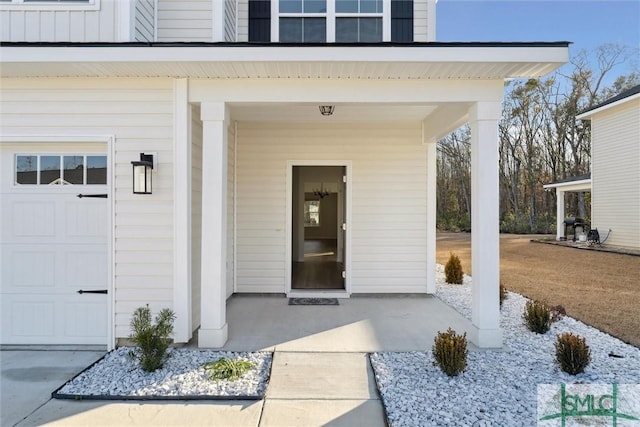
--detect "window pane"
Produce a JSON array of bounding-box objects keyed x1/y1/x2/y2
[
  {"x1": 280, "y1": 18, "x2": 302, "y2": 42},
  {"x1": 16, "y1": 155, "x2": 37, "y2": 184},
  {"x1": 336, "y1": 0, "x2": 357, "y2": 13},
  {"x1": 303, "y1": 0, "x2": 326, "y2": 13},
  {"x1": 40, "y1": 156, "x2": 61, "y2": 185},
  {"x1": 304, "y1": 18, "x2": 326, "y2": 42},
  {"x1": 359, "y1": 17, "x2": 382, "y2": 42},
  {"x1": 336, "y1": 18, "x2": 358, "y2": 42},
  {"x1": 63, "y1": 156, "x2": 84, "y2": 185},
  {"x1": 361, "y1": 0, "x2": 383, "y2": 13},
  {"x1": 280, "y1": 0, "x2": 302, "y2": 13},
  {"x1": 87, "y1": 156, "x2": 107, "y2": 185},
  {"x1": 304, "y1": 200, "x2": 320, "y2": 226}
]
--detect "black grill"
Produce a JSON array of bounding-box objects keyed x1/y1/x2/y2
[{"x1": 563, "y1": 217, "x2": 588, "y2": 242}]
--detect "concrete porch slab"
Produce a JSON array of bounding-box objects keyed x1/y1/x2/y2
[
  {"x1": 215, "y1": 294, "x2": 475, "y2": 352},
  {"x1": 259, "y1": 399, "x2": 386, "y2": 427},
  {"x1": 266, "y1": 352, "x2": 377, "y2": 399}
]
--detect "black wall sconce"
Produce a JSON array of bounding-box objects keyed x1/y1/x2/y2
[{"x1": 131, "y1": 153, "x2": 154, "y2": 194}]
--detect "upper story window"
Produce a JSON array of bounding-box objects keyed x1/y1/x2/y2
[{"x1": 276, "y1": 0, "x2": 387, "y2": 43}]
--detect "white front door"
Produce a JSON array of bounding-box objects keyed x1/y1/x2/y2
[{"x1": 0, "y1": 144, "x2": 110, "y2": 345}]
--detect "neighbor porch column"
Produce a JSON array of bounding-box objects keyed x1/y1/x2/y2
[
  {"x1": 425, "y1": 138, "x2": 437, "y2": 294},
  {"x1": 556, "y1": 190, "x2": 565, "y2": 240},
  {"x1": 469, "y1": 101, "x2": 503, "y2": 348},
  {"x1": 198, "y1": 102, "x2": 229, "y2": 348}
]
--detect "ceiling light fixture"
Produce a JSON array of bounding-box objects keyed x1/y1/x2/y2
[{"x1": 319, "y1": 105, "x2": 335, "y2": 116}]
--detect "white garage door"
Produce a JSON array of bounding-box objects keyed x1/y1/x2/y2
[{"x1": 1, "y1": 144, "x2": 109, "y2": 345}]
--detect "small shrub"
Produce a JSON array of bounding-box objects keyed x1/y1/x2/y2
[
  {"x1": 555, "y1": 333, "x2": 591, "y2": 375},
  {"x1": 523, "y1": 300, "x2": 551, "y2": 334},
  {"x1": 550, "y1": 305, "x2": 566, "y2": 323},
  {"x1": 202, "y1": 358, "x2": 256, "y2": 381},
  {"x1": 432, "y1": 328, "x2": 468, "y2": 376},
  {"x1": 444, "y1": 252, "x2": 464, "y2": 284},
  {"x1": 499, "y1": 283, "x2": 508, "y2": 307},
  {"x1": 129, "y1": 304, "x2": 176, "y2": 372}
]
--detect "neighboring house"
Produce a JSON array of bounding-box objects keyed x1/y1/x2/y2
[
  {"x1": 545, "y1": 85, "x2": 640, "y2": 249},
  {"x1": 0, "y1": 0, "x2": 569, "y2": 350}
]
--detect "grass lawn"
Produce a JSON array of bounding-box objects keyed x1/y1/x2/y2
[{"x1": 437, "y1": 232, "x2": 640, "y2": 348}]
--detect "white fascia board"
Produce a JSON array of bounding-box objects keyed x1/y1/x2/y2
[
  {"x1": 0, "y1": 45, "x2": 568, "y2": 65},
  {"x1": 543, "y1": 179, "x2": 591, "y2": 192},
  {"x1": 576, "y1": 93, "x2": 640, "y2": 120}
]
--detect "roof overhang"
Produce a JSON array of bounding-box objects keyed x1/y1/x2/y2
[
  {"x1": 576, "y1": 92, "x2": 640, "y2": 120},
  {"x1": 543, "y1": 179, "x2": 591, "y2": 192},
  {"x1": 0, "y1": 42, "x2": 570, "y2": 79}
]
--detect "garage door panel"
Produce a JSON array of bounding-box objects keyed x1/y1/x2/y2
[
  {"x1": 10, "y1": 200, "x2": 57, "y2": 238},
  {"x1": 65, "y1": 199, "x2": 109, "y2": 239},
  {"x1": 9, "y1": 250, "x2": 57, "y2": 288},
  {"x1": 6, "y1": 300, "x2": 56, "y2": 338},
  {"x1": 64, "y1": 250, "x2": 108, "y2": 289},
  {"x1": 64, "y1": 300, "x2": 108, "y2": 339}
]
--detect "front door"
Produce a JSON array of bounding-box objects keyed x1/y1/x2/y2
[
  {"x1": 0, "y1": 144, "x2": 109, "y2": 345},
  {"x1": 291, "y1": 166, "x2": 346, "y2": 290}
]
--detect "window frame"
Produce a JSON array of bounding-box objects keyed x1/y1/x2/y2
[
  {"x1": 272, "y1": 0, "x2": 391, "y2": 43},
  {"x1": 0, "y1": 0, "x2": 99, "y2": 12},
  {"x1": 14, "y1": 153, "x2": 108, "y2": 187},
  {"x1": 304, "y1": 199, "x2": 321, "y2": 227}
]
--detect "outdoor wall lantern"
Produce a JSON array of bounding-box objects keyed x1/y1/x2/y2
[
  {"x1": 319, "y1": 105, "x2": 335, "y2": 116},
  {"x1": 131, "y1": 153, "x2": 154, "y2": 194}
]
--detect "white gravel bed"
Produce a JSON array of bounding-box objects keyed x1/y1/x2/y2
[
  {"x1": 371, "y1": 265, "x2": 640, "y2": 426},
  {"x1": 56, "y1": 349, "x2": 272, "y2": 399}
]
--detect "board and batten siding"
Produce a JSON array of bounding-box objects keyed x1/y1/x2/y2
[
  {"x1": 591, "y1": 101, "x2": 640, "y2": 249},
  {"x1": 191, "y1": 105, "x2": 203, "y2": 331},
  {"x1": 156, "y1": 0, "x2": 212, "y2": 42},
  {"x1": 0, "y1": 78, "x2": 175, "y2": 340},
  {"x1": 236, "y1": 122, "x2": 427, "y2": 293},
  {"x1": 135, "y1": 0, "x2": 155, "y2": 42},
  {"x1": 0, "y1": 0, "x2": 129, "y2": 42}
]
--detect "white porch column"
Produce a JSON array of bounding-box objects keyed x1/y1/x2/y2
[
  {"x1": 425, "y1": 138, "x2": 437, "y2": 294},
  {"x1": 198, "y1": 102, "x2": 229, "y2": 348},
  {"x1": 556, "y1": 190, "x2": 566, "y2": 240},
  {"x1": 469, "y1": 101, "x2": 503, "y2": 348}
]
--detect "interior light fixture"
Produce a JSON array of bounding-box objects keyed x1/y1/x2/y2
[{"x1": 319, "y1": 105, "x2": 335, "y2": 116}]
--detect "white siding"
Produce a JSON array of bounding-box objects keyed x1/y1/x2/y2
[
  {"x1": 225, "y1": 0, "x2": 237, "y2": 42},
  {"x1": 135, "y1": 0, "x2": 155, "y2": 42},
  {"x1": 191, "y1": 105, "x2": 203, "y2": 331},
  {"x1": 0, "y1": 78, "x2": 175, "y2": 340},
  {"x1": 237, "y1": 0, "x2": 248, "y2": 42},
  {"x1": 236, "y1": 122, "x2": 427, "y2": 293},
  {"x1": 0, "y1": 0, "x2": 128, "y2": 42},
  {"x1": 156, "y1": 0, "x2": 212, "y2": 42},
  {"x1": 591, "y1": 100, "x2": 640, "y2": 249}
]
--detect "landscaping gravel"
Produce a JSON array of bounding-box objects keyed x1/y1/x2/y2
[
  {"x1": 56, "y1": 350, "x2": 271, "y2": 399},
  {"x1": 370, "y1": 265, "x2": 640, "y2": 426}
]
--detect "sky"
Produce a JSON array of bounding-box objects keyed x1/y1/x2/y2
[{"x1": 437, "y1": 0, "x2": 640, "y2": 78}]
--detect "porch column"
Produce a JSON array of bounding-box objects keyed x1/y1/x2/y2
[
  {"x1": 198, "y1": 102, "x2": 229, "y2": 348},
  {"x1": 556, "y1": 190, "x2": 565, "y2": 240},
  {"x1": 469, "y1": 101, "x2": 503, "y2": 348},
  {"x1": 425, "y1": 138, "x2": 437, "y2": 293}
]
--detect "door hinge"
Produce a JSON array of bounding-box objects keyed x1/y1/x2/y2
[
  {"x1": 343, "y1": 175, "x2": 347, "y2": 183},
  {"x1": 77, "y1": 193, "x2": 108, "y2": 198},
  {"x1": 342, "y1": 223, "x2": 346, "y2": 231},
  {"x1": 77, "y1": 289, "x2": 108, "y2": 294},
  {"x1": 342, "y1": 271, "x2": 346, "y2": 279}
]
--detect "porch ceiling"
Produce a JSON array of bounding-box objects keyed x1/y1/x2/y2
[{"x1": 0, "y1": 43, "x2": 569, "y2": 79}]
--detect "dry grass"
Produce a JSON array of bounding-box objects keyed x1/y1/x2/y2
[{"x1": 437, "y1": 232, "x2": 640, "y2": 348}]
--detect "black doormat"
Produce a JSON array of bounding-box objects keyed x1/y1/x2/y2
[{"x1": 288, "y1": 298, "x2": 339, "y2": 306}]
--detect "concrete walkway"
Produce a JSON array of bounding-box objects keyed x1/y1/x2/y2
[{"x1": 3, "y1": 296, "x2": 473, "y2": 426}]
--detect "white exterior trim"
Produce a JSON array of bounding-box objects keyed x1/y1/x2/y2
[
  {"x1": 285, "y1": 160, "x2": 352, "y2": 296},
  {"x1": 212, "y1": 0, "x2": 225, "y2": 42},
  {"x1": 543, "y1": 179, "x2": 591, "y2": 192},
  {"x1": 0, "y1": 0, "x2": 100, "y2": 11},
  {"x1": 425, "y1": 140, "x2": 437, "y2": 294},
  {"x1": 173, "y1": 78, "x2": 192, "y2": 343},
  {"x1": 0, "y1": 133, "x2": 115, "y2": 350},
  {"x1": 117, "y1": 0, "x2": 136, "y2": 42},
  {"x1": 576, "y1": 93, "x2": 640, "y2": 120}
]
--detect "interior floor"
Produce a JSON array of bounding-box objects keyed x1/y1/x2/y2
[{"x1": 292, "y1": 239, "x2": 344, "y2": 290}]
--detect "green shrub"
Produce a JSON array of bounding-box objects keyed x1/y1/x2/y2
[
  {"x1": 555, "y1": 333, "x2": 591, "y2": 375},
  {"x1": 444, "y1": 252, "x2": 464, "y2": 284},
  {"x1": 432, "y1": 328, "x2": 468, "y2": 377},
  {"x1": 499, "y1": 283, "x2": 508, "y2": 308},
  {"x1": 523, "y1": 300, "x2": 551, "y2": 334},
  {"x1": 129, "y1": 304, "x2": 176, "y2": 372},
  {"x1": 202, "y1": 358, "x2": 256, "y2": 381}
]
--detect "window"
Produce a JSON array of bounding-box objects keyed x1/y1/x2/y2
[
  {"x1": 275, "y1": 0, "x2": 386, "y2": 43},
  {"x1": 304, "y1": 200, "x2": 321, "y2": 227},
  {"x1": 15, "y1": 154, "x2": 107, "y2": 186}
]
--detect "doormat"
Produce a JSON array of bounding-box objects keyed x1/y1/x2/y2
[{"x1": 288, "y1": 298, "x2": 339, "y2": 306}]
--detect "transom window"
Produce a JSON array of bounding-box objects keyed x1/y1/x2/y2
[
  {"x1": 277, "y1": 0, "x2": 388, "y2": 43},
  {"x1": 15, "y1": 154, "x2": 107, "y2": 186}
]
